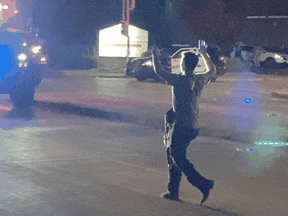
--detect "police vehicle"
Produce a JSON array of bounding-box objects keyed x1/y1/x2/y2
[{"x1": 0, "y1": 2, "x2": 48, "y2": 115}]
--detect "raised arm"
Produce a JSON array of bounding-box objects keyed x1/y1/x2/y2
[
  {"x1": 151, "y1": 46, "x2": 177, "y2": 83},
  {"x1": 197, "y1": 40, "x2": 217, "y2": 84}
]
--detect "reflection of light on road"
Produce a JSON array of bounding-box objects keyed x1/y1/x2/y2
[
  {"x1": 97, "y1": 78, "x2": 127, "y2": 97},
  {"x1": 227, "y1": 72, "x2": 287, "y2": 174},
  {"x1": 255, "y1": 113, "x2": 286, "y2": 139},
  {"x1": 0, "y1": 172, "x2": 49, "y2": 208},
  {"x1": 236, "y1": 148, "x2": 254, "y2": 152},
  {"x1": 238, "y1": 145, "x2": 286, "y2": 175},
  {"x1": 234, "y1": 142, "x2": 286, "y2": 175},
  {"x1": 0, "y1": 123, "x2": 75, "y2": 161},
  {"x1": 252, "y1": 114, "x2": 287, "y2": 159},
  {"x1": 227, "y1": 72, "x2": 261, "y2": 133},
  {"x1": 14, "y1": 147, "x2": 26, "y2": 150},
  {"x1": 244, "y1": 98, "x2": 251, "y2": 104}
]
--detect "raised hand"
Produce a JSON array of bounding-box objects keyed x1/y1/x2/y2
[
  {"x1": 150, "y1": 46, "x2": 161, "y2": 58},
  {"x1": 197, "y1": 39, "x2": 208, "y2": 54}
]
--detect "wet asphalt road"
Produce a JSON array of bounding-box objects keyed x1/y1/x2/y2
[{"x1": 0, "y1": 71, "x2": 288, "y2": 216}]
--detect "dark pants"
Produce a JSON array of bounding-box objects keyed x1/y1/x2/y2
[{"x1": 165, "y1": 124, "x2": 207, "y2": 194}]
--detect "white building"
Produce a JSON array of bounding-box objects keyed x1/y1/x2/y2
[{"x1": 99, "y1": 23, "x2": 148, "y2": 58}]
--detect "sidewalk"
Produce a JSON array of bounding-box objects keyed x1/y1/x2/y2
[{"x1": 271, "y1": 89, "x2": 288, "y2": 99}]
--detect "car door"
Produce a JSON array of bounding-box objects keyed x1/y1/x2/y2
[{"x1": 240, "y1": 46, "x2": 254, "y2": 61}]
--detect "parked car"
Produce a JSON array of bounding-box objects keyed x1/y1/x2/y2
[
  {"x1": 231, "y1": 45, "x2": 288, "y2": 69},
  {"x1": 170, "y1": 45, "x2": 226, "y2": 82},
  {"x1": 125, "y1": 48, "x2": 171, "y2": 82},
  {"x1": 125, "y1": 45, "x2": 226, "y2": 82}
]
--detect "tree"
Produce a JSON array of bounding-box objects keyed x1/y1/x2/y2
[
  {"x1": 179, "y1": 0, "x2": 247, "y2": 47},
  {"x1": 222, "y1": 0, "x2": 246, "y2": 15}
]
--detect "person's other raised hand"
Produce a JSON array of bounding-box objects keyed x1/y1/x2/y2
[
  {"x1": 151, "y1": 46, "x2": 161, "y2": 57},
  {"x1": 197, "y1": 39, "x2": 208, "y2": 54}
]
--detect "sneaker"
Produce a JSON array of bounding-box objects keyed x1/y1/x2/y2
[
  {"x1": 200, "y1": 180, "x2": 214, "y2": 205},
  {"x1": 160, "y1": 191, "x2": 179, "y2": 201}
]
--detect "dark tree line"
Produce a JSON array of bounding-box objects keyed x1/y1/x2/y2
[
  {"x1": 177, "y1": 0, "x2": 247, "y2": 47},
  {"x1": 19, "y1": 0, "x2": 288, "y2": 47}
]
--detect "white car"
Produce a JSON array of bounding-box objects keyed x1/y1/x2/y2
[
  {"x1": 170, "y1": 47, "x2": 206, "y2": 74},
  {"x1": 233, "y1": 45, "x2": 288, "y2": 68},
  {"x1": 170, "y1": 47, "x2": 226, "y2": 81}
]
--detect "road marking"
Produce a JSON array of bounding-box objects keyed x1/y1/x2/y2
[{"x1": 255, "y1": 141, "x2": 288, "y2": 146}]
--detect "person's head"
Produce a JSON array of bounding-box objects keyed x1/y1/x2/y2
[{"x1": 180, "y1": 51, "x2": 199, "y2": 76}]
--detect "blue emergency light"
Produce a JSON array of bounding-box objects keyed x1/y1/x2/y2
[{"x1": 244, "y1": 98, "x2": 252, "y2": 104}]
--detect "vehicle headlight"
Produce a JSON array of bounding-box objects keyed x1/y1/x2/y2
[
  {"x1": 141, "y1": 60, "x2": 153, "y2": 67},
  {"x1": 31, "y1": 45, "x2": 42, "y2": 54},
  {"x1": 40, "y1": 56, "x2": 48, "y2": 62},
  {"x1": 17, "y1": 53, "x2": 27, "y2": 61},
  {"x1": 275, "y1": 54, "x2": 283, "y2": 59}
]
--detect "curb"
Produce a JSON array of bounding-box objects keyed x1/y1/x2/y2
[{"x1": 271, "y1": 89, "x2": 288, "y2": 99}]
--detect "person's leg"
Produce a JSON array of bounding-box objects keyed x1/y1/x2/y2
[
  {"x1": 172, "y1": 149, "x2": 214, "y2": 204},
  {"x1": 170, "y1": 127, "x2": 214, "y2": 204},
  {"x1": 167, "y1": 163, "x2": 182, "y2": 196},
  {"x1": 161, "y1": 147, "x2": 182, "y2": 200},
  {"x1": 170, "y1": 143, "x2": 206, "y2": 189},
  {"x1": 161, "y1": 125, "x2": 182, "y2": 200}
]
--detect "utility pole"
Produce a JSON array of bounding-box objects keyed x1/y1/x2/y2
[{"x1": 122, "y1": 0, "x2": 135, "y2": 63}]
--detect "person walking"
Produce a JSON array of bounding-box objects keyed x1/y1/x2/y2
[
  {"x1": 151, "y1": 40, "x2": 216, "y2": 205},
  {"x1": 253, "y1": 48, "x2": 261, "y2": 68}
]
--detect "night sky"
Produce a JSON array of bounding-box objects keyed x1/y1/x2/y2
[
  {"x1": 18, "y1": 0, "x2": 288, "y2": 46},
  {"x1": 245, "y1": 0, "x2": 288, "y2": 15}
]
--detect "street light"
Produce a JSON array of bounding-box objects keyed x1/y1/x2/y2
[{"x1": 122, "y1": 0, "x2": 135, "y2": 63}]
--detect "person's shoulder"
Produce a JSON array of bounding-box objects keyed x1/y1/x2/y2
[
  {"x1": 176, "y1": 73, "x2": 188, "y2": 82},
  {"x1": 194, "y1": 73, "x2": 204, "y2": 79},
  {"x1": 167, "y1": 73, "x2": 186, "y2": 86},
  {"x1": 195, "y1": 73, "x2": 207, "y2": 84},
  {"x1": 172, "y1": 73, "x2": 185, "y2": 80}
]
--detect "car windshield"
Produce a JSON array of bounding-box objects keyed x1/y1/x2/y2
[
  {"x1": 170, "y1": 47, "x2": 198, "y2": 59},
  {"x1": 241, "y1": 46, "x2": 254, "y2": 52},
  {"x1": 263, "y1": 47, "x2": 284, "y2": 53}
]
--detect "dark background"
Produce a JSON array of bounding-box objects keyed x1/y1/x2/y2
[
  {"x1": 14, "y1": 0, "x2": 287, "y2": 46},
  {"x1": 38, "y1": 1, "x2": 288, "y2": 43},
  {"x1": 10, "y1": 0, "x2": 288, "y2": 69}
]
